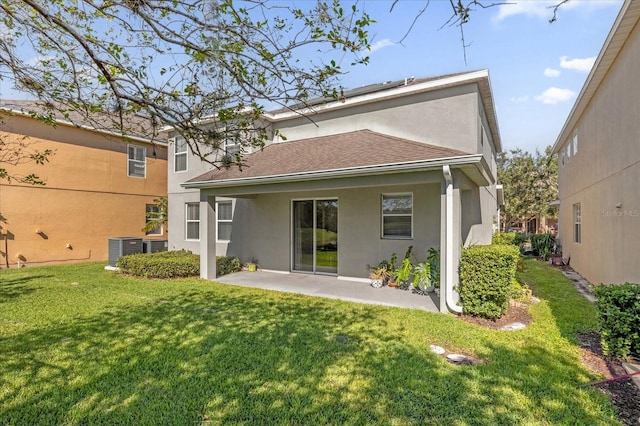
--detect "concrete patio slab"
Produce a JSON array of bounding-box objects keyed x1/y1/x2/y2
[{"x1": 215, "y1": 270, "x2": 440, "y2": 312}]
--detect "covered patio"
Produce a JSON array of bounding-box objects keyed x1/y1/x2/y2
[{"x1": 215, "y1": 270, "x2": 440, "y2": 312}]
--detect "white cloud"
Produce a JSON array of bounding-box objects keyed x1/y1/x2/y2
[
  {"x1": 544, "y1": 68, "x2": 560, "y2": 77},
  {"x1": 535, "y1": 87, "x2": 575, "y2": 104},
  {"x1": 369, "y1": 38, "x2": 395, "y2": 53},
  {"x1": 511, "y1": 95, "x2": 529, "y2": 103},
  {"x1": 560, "y1": 56, "x2": 596, "y2": 72}
]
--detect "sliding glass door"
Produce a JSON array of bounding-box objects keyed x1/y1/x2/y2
[{"x1": 292, "y1": 199, "x2": 338, "y2": 274}]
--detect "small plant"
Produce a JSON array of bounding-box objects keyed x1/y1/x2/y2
[
  {"x1": 412, "y1": 262, "x2": 433, "y2": 292},
  {"x1": 427, "y1": 248, "x2": 440, "y2": 289},
  {"x1": 394, "y1": 257, "x2": 413, "y2": 285},
  {"x1": 369, "y1": 265, "x2": 390, "y2": 288}
]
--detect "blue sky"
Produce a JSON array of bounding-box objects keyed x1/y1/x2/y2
[{"x1": 338, "y1": 0, "x2": 624, "y2": 153}]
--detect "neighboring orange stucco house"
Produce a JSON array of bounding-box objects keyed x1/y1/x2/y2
[{"x1": 0, "y1": 101, "x2": 167, "y2": 268}]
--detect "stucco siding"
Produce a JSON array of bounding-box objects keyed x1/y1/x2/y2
[
  {"x1": 557, "y1": 16, "x2": 640, "y2": 284},
  {"x1": 272, "y1": 85, "x2": 480, "y2": 155},
  {"x1": 0, "y1": 115, "x2": 167, "y2": 267}
]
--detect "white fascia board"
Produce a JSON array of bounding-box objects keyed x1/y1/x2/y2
[
  {"x1": 181, "y1": 154, "x2": 483, "y2": 189},
  {"x1": 552, "y1": 0, "x2": 637, "y2": 154},
  {"x1": 263, "y1": 71, "x2": 490, "y2": 122},
  {"x1": 1, "y1": 107, "x2": 164, "y2": 146}
]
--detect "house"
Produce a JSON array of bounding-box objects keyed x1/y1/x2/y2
[
  {"x1": 0, "y1": 101, "x2": 168, "y2": 267},
  {"x1": 167, "y1": 70, "x2": 502, "y2": 312},
  {"x1": 552, "y1": 0, "x2": 640, "y2": 285}
]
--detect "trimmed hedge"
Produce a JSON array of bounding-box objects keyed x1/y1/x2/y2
[
  {"x1": 594, "y1": 283, "x2": 640, "y2": 359},
  {"x1": 458, "y1": 245, "x2": 521, "y2": 319},
  {"x1": 117, "y1": 250, "x2": 199, "y2": 278},
  {"x1": 492, "y1": 232, "x2": 518, "y2": 246},
  {"x1": 217, "y1": 256, "x2": 241, "y2": 276},
  {"x1": 116, "y1": 251, "x2": 241, "y2": 279}
]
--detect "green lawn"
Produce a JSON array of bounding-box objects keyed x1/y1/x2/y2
[{"x1": 0, "y1": 260, "x2": 618, "y2": 425}]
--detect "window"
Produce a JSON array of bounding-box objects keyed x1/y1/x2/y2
[
  {"x1": 128, "y1": 144, "x2": 146, "y2": 177},
  {"x1": 224, "y1": 138, "x2": 241, "y2": 156},
  {"x1": 145, "y1": 204, "x2": 162, "y2": 235},
  {"x1": 566, "y1": 144, "x2": 571, "y2": 161},
  {"x1": 185, "y1": 203, "x2": 200, "y2": 240},
  {"x1": 174, "y1": 137, "x2": 187, "y2": 172},
  {"x1": 572, "y1": 131, "x2": 578, "y2": 155},
  {"x1": 217, "y1": 201, "x2": 233, "y2": 242},
  {"x1": 573, "y1": 203, "x2": 581, "y2": 244},
  {"x1": 382, "y1": 194, "x2": 413, "y2": 238}
]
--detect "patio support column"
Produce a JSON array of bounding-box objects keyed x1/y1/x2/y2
[
  {"x1": 440, "y1": 166, "x2": 463, "y2": 313},
  {"x1": 200, "y1": 192, "x2": 217, "y2": 280}
]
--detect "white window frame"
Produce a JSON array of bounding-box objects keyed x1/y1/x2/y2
[
  {"x1": 381, "y1": 193, "x2": 413, "y2": 239},
  {"x1": 174, "y1": 137, "x2": 188, "y2": 173},
  {"x1": 127, "y1": 144, "x2": 146, "y2": 178},
  {"x1": 573, "y1": 202, "x2": 581, "y2": 244},
  {"x1": 145, "y1": 204, "x2": 163, "y2": 236},
  {"x1": 185, "y1": 203, "x2": 200, "y2": 241},
  {"x1": 224, "y1": 138, "x2": 241, "y2": 156},
  {"x1": 216, "y1": 201, "x2": 233, "y2": 242},
  {"x1": 572, "y1": 131, "x2": 578, "y2": 155}
]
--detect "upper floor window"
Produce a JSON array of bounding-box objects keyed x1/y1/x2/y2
[
  {"x1": 185, "y1": 203, "x2": 200, "y2": 241},
  {"x1": 572, "y1": 131, "x2": 578, "y2": 155},
  {"x1": 174, "y1": 137, "x2": 187, "y2": 172},
  {"x1": 217, "y1": 201, "x2": 233, "y2": 242},
  {"x1": 128, "y1": 144, "x2": 146, "y2": 178},
  {"x1": 382, "y1": 194, "x2": 413, "y2": 239},
  {"x1": 224, "y1": 138, "x2": 241, "y2": 156}
]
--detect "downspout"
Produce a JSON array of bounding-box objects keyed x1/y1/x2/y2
[{"x1": 443, "y1": 165, "x2": 463, "y2": 313}]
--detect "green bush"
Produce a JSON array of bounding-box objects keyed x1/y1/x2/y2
[
  {"x1": 216, "y1": 256, "x2": 241, "y2": 276},
  {"x1": 117, "y1": 250, "x2": 199, "y2": 278},
  {"x1": 531, "y1": 232, "x2": 556, "y2": 260},
  {"x1": 492, "y1": 232, "x2": 518, "y2": 246},
  {"x1": 513, "y1": 232, "x2": 530, "y2": 246},
  {"x1": 458, "y1": 245, "x2": 521, "y2": 319},
  {"x1": 593, "y1": 283, "x2": 640, "y2": 359}
]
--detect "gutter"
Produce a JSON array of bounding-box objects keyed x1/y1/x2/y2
[
  {"x1": 443, "y1": 165, "x2": 463, "y2": 313},
  {"x1": 182, "y1": 154, "x2": 484, "y2": 189}
]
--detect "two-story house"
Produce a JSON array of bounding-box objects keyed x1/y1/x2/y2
[
  {"x1": 0, "y1": 101, "x2": 168, "y2": 267},
  {"x1": 552, "y1": 0, "x2": 640, "y2": 285},
  {"x1": 167, "y1": 70, "x2": 502, "y2": 312}
]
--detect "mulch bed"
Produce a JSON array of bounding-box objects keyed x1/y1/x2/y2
[{"x1": 459, "y1": 304, "x2": 640, "y2": 425}]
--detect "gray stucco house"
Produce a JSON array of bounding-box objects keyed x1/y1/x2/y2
[
  {"x1": 167, "y1": 70, "x2": 502, "y2": 312},
  {"x1": 552, "y1": 0, "x2": 640, "y2": 285}
]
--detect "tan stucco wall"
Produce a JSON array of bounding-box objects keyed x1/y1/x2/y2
[
  {"x1": 557, "y1": 19, "x2": 640, "y2": 284},
  {"x1": 0, "y1": 114, "x2": 167, "y2": 267}
]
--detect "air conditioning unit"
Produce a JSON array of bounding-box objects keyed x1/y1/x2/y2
[
  {"x1": 143, "y1": 239, "x2": 168, "y2": 254},
  {"x1": 108, "y1": 237, "x2": 143, "y2": 267}
]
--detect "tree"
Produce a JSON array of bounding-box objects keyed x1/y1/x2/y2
[
  {"x1": 0, "y1": 0, "x2": 374, "y2": 180},
  {"x1": 143, "y1": 196, "x2": 168, "y2": 234},
  {"x1": 497, "y1": 146, "x2": 558, "y2": 232}
]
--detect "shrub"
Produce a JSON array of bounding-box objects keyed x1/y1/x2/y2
[
  {"x1": 216, "y1": 256, "x2": 241, "y2": 276},
  {"x1": 492, "y1": 232, "x2": 518, "y2": 246},
  {"x1": 531, "y1": 232, "x2": 556, "y2": 260},
  {"x1": 458, "y1": 245, "x2": 521, "y2": 319},
  {"x1": 513, "y1": 232, "x2": 530, "y2": 247},
  {"x1": 593, "y1": 283, "x2": 640, "y2": 359},
  {"x1": 117, "y1": 250, "x2": 199, "y2": 278}
]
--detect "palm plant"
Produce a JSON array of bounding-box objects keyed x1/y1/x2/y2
[{"x1": 143, "y1": 197, "x2": 168, "y2": 234}]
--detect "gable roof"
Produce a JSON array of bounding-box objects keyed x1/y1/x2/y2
[
  {"x1": 0, "y1": 100, "x2": 166, "y2": 144},
  {"x1": 184, "y1": 129, "x2": 487, "y2": 189},
  {"x1": 553, "y1": 0, "x2": 640, "y2": 153}
]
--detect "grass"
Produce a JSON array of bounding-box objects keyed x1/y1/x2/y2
[{"x1": 0, "y1": 259, "x2": 618, "y2": 425}]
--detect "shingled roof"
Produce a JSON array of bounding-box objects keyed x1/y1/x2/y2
[{"x1": 188, "y1": 130, "x2": 470, "y2": 184}]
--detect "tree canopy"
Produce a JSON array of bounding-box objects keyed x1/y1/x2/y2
[
  {"x1": 0, "y1": 0, "x2": 373, "y2": 181},
  {"x1": 497, "y1": 146, "x2": 558, "y2": 231}
]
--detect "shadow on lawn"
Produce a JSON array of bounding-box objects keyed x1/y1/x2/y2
[
  {"x1": 0, "y1": 275, "x2": 50, "y2": 303},
  {"x1": 0, "y1": 286, "x2": 615, "y2": 425}
]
